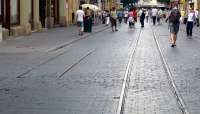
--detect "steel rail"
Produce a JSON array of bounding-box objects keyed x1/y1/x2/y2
[
  {"x1": 152, "y1": 28, "x2": 190, "y2": 114},
  {"x1": 116, "y1": 29, "x2": 142, "y2": 114}
]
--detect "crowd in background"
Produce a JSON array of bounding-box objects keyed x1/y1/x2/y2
[{"x1": 75, "y1": 5, "x2": 199, "y2": 48}]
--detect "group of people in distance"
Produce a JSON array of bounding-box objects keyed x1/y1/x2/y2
[
  {"x1": 75, "y1": 5, "x2": 199, "y2": 48},
  {"x1": 75, "y1": 6, "x2": 93, "y2": 36}
]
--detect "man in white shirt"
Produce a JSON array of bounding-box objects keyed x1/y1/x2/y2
[
  {"x1": 195, "y1": 9, "x2": 199, "y2": 27},
  {"x1": 186, "y1": 8, "x2": 196, "y2": 37},
  {"x1": 76, "y1": 6, "x2": 85, "y2": 35},
  {"x1": 124, "y1": 10, "x2": 129, "y2": 23},
  {"x1": 152, "y1": 8, "x2": 158, "y2": 25}
]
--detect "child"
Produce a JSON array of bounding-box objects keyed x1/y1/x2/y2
[{"x1": 128, "y1": 16, "x2": 135, "y2": 28}]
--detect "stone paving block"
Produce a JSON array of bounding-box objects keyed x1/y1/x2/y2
[{"x1": 124, "y1": 25, "x2": 182, "y2": 114}]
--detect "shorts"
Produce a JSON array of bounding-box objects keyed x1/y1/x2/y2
[
  {"x1": 169, "y1": 23, "x2": 180, "y2": 34},
  {"x1": 110, "y1": 17, "x2": 117, "y2": 27},
  {"x1": 77, "y1": 21, "x2": 84, "y2": 27}
]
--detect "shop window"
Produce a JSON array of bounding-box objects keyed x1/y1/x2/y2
[{"x1": 10, "y1": 0, "x2": 20, "y2": 25}]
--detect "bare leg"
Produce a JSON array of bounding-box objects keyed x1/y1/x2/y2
[{"x1": 170, "y1": 34, "x2": 173, "y2": 44}]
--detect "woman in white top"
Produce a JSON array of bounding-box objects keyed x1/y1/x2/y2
[{"x1": 186, "y1": 8, "x2": 196, "y2": 37}]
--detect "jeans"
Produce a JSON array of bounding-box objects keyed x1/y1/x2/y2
[
  {"x1": 196, "y1": 18, "x2": 199, "y2": 27},
  {"x1": 140, "y1": 19, "x2": 144, "y2": 27},
  {"x1": 152, "y1": 16, "x2": 156, "y2": 25},
  {"x1": 186, "y1": 21, "x2": 194, "y2": 36}
]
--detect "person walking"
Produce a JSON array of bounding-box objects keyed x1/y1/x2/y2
[
  {"x1": 102, "y1": 11, "x2": 107, "y2": 24},
  {"x1": 157, "y1": 9, "x2": 163, "y2": 25},
  {"x1": 195, "y1": 9, "x2": 199, "y2": 27},
  {"x1": 84, "y1": 7, "x2": 93, "y2": 32},
  {"x1": 168, "y1": 6, "x2": 181, "y2": 47},
  {"x1": 76, "y1": 6, "x2": 85, "y2": 35},
  {"x1": 132, "y1": 8, "x2": 138, "y2": 22},
  {"x1": 140, "y1": 9, "x2": 145, "y2": 27},
  {"x1": 106, "y1": 11, "x2": 110, "y2": 26},
  {"x1": 110, "y1": 7, "x2": 118, "y2": 32},
  {"x1": 124, "y1": 10, "x2": 129, "y2": 24},
  {"x1": 146, "y1": 10, "x2": 149, "y2": 22},
  {"x1": 117, "y1": 10, "x2": 123, "y2": 24},
  {"x1": 152, "y1": 8, "x2": 158, "y2": 25},
  {"x1": 186, "y1": 8, "x2": 196, "y2": 37},
  {"x1": 149, "y1": 9, "x2": 153, "y2": 22}
]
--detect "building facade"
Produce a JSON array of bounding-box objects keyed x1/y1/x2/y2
[
  {"x1": 1, "y1": 0, "x2": 80, "y2": 39},
  {"x1": 2, "y1": 0, "x2": 42, "y2": 38}
]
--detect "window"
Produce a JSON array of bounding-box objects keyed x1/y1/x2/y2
[{"x1": 10, "y1": 0, "x2": 20, "y2": 25}]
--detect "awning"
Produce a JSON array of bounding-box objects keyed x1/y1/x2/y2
[{"x1": 81, "y1": 4, "x2": 100, "y2": 11}]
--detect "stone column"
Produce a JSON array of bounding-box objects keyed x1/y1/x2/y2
[
  {"x1": 59, "y1": 0, "x2": 67, "y2": 26},
  {"x1": 20, "y1": 0, "x2": 31, "y2": 35},
  {"x1": 34, "y1": 0, "x2": 42, "y2": 32}
]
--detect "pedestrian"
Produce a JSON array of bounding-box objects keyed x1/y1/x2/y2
[
  {"x1": 76, "y1": 6, "x2": 85, "y2": 35},
  {"x1": 124, "y1": 10, "x2": 129, "y2": 23},
  {"x1": 128, "y1": 9, "x2": 135, "y2": 28},
  {"x1": 72, "y1": 11, "x2": 75, "y2": 24},
  {"x1": 106, "y1": 11, "x2": 110, "y2": 26},
  {"x1": 149, "y1": 9, "x2": 153, "y2": 22},
  {"x1": 146, "y1": 10, "x2": 149, "y2": 22},
  {"x1": 117, "y1": 10, "x2": 123, "y2": 24},
  {"x1": 168, "y1": 6, "x2": 181, "y2": 47},
  {"x1": 157, "y1": 9, "x2": 163, "y2": 25},
  {"x1": 152, "y1": 8, "x2": 158, "y2": 25},
  {"x1": 110, "y1": 7, "x2": 118, "y2": 32},
  {"x1": 186, "y1": 8, "x2": 196, "y2": 37},
  {"x1": 195, "y1": 9, "x2": 199, "y2": 27},
  {"x1": 102, "y1": 11, "x2": 106, "y2": 24},
  {"x1": 140, "y1": 9, "x2": 145, "y2": 27},
  {"x1": 84, "y1": 7, "x2": 93, "y2": 32},
  {"x1": 132, "y1": 8, "x2": 138, "y2": 22}
]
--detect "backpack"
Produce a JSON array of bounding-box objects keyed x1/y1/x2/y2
[{"x1": 169, "y1": 9, "x2": 181, "y2": 24}]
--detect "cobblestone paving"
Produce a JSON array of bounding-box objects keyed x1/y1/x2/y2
[
  {"x1": 154, "y1": 23, "x2": 200, "y2": 114},
  {"x1": 124, "y1": 25, "x2": 182, "y2": 114},
  {"x1": 0, "y1": 24, "x2": 140, "y2": 114}
]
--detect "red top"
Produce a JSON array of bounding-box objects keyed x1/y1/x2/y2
[{"x1": 132, "y1": 10, "x2": 137, "y2": 18}]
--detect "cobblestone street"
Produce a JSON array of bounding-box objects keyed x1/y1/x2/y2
[{"x1": 0, "y1": 22, "x2": 200, "y2": 114}]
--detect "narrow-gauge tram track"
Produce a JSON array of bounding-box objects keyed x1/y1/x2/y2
[
  {"x1": 116, "y1": 29, "x2": 142, "y2": 114},
  {"x1": 152, "y1": 28, "x2": 189, "y2": 114},
  {"x1": 117, "y1": 26, "x2": 189, "y2": 114}
]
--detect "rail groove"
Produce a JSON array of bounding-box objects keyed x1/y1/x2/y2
[
  {"x1": 116, "y1": 29, "x2": 142, "y2": 114},
  {"x1": 58, "y1": 49, "x2": 95, "y2": 78},
  {"x1": 152, "y1": 28, "x2": 190, "y2": 114}
]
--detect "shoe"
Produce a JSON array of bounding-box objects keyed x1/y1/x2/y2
[
  {"x1": 171, "y1": 44, "x2": 175, "y2": 47},
  {"x1": 115, "y1": 29, "x2": 118, "y2": 32}
]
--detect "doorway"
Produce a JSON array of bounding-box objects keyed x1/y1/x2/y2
[
  {"x1": 29, "y1": 0, "x2": 34, "y2": 30},
  {"x1": 39, "y1": 0, "x2": 46, "y2": 27},
  {"x1": 51, "y1": 0, "x2": 59, "y2": 25},
  {"x1": 2, "y1": 0, "x2": 10, "y2": 30}
]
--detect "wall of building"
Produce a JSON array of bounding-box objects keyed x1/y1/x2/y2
[
  {"x1": 2, "y1": 0, "x2": 80, "y2": 39},
  {"x1": 2, "y1": 0, "x2": 42, "y2": 38}
]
